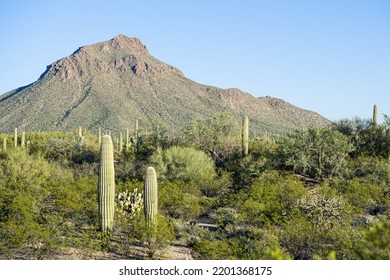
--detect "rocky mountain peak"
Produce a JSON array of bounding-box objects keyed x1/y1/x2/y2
[
  {"x1": 104, "y1": 35, "x2": 149, "y2": 54},
  {"x1": 0, "y1": 35, "x2": 330, "y2": 133}
]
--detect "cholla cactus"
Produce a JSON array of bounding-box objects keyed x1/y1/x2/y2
[{"x1": 116, "y1": 188, "x2": 143, "y2": 217}]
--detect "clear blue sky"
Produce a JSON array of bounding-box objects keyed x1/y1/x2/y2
[{"x1": 0, "y1": 0, "x2": 389, "y2": 122}]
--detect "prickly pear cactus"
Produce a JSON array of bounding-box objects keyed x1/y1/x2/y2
[
  {"x1": 144, "y1": 166, "x2": 158, "y2": 226},
  {"x1": 242, "y1": 115, "x2": 249, "y2": 156},
  {"x1": 98, "y1": 135, "x2": 115, "y2": 234},
  {"x1": 116, "y1": 188, "x2": 143, "y2": 216}
]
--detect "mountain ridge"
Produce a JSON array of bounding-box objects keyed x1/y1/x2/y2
[{"x1": 0, "y1": 35, "x2": 330, "y2": 134}]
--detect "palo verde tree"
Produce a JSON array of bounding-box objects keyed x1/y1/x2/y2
[
  {"x1": 277, "y1": 127, "x2": 354, "y2": 180},
  {"x1": 184, "y1": 111, "x2": 241, "y2": 166}
]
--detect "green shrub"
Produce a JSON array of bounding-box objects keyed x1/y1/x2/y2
[
  {"x1": 277, "y1": 127, "x2": 354, "y2": 180},
  {"x1": 238, "y1": 171, "x2": 306, "y2": 226},
  {"x1": 159, "y1": 181, "x2": 201, "y2": 221},
  {"x1": 357, "y1": 220, "x2": 390, "y2": 259},
  {"x1": 149, "y1": 146, "x2": 217, "y2": 195}
]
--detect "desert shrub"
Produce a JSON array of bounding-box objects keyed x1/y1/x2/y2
[
  {"x1": 192, "y1": 238, "x2": 235, "y2": 260},
  {"x1": 0, "y1": 150, "x2": 66, "y2": 258},
  {"x1": 331, "y1": 178, "x2": 386, "y2": 214},
  {"x1": 238, "y1": 171, "x2": 306, "y2": 226},
  {"x1": 184, "y1": 111, "x2": 241, "y2": 165},
  {"x1": 192, "y1": 226, "x2": 291, "y2": 260},
  {"x1": 279, "y1": 215, "x2": 359, "y2": 260},
  {"x1": 149, "y1": 146, "x2": 217, "y2": 195},
  {"x1": 277, "y1": 127, "x2": 354, "y2": 180},
  {"x1": 356, "y1": 220, "x2": 390, "y2": 259},
  {"x1": 279, "y1": 191, "x2": 359, "y2": 260},
  {"x1": 124, "y1": 213, "x2": 175, "y2": 259},
  {"x1": 159, "y1": 181, "x2": 201, "y2": 221},
  {"x1": 334, "y1": 118, "x2": 390, "y2": 158}
]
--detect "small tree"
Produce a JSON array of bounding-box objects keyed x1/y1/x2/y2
[
  {"x1": 184, "y1": 112, "x2": 241, "y2": 166},
  {"x1": 277, "y1": 127, "x2": 354, "y2": 180}
]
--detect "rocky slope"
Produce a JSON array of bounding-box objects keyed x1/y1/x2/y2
[{"x1": 0, "y1": 35, "x2": 329, "y2": 134}]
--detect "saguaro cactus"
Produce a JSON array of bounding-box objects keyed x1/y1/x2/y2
[
  {"x1": 98, "y1": 127, "x2": 102, "y2": 147},
  {"x1": 134, "y1": 119, "x2": 139, "y2": 153},
  {"x1": 242, "y1": 115, "x2": 249, "y2": 156},
  {"x1": 14, "y1": 128, "x2": 18, "y2": 148},
  {"x1": 373, "y1": 104, "x2": 378, "y2": 126},
  {"x1": 3, "y1": 138, "x2": 6, "y2": 152},
  {"x1": 126, "y1": 128, "x2": 130, "y2": 151},
  {"x1": 119, "y1": 132, "x2": 123, "y2": 153},
  {"x1": 98, "y1": 135, "x2": 115, "y2": 234},
  {"x1": 144, "y1": 166, "x2": 158, "y2": 226},
  {"x1": 21, "y1": 131, "x2": 26, "y2": 149}
]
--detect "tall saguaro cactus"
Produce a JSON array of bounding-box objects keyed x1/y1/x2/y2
[
  {"x1": 119, "y1": 132, "x2": 123, "y2": 153},
  {"x1": 126, "y1": 128, "x2": 130, "y2": 151},
  {"x1": 98, "y1": 135, "x2": 116, "y2": 235},
  {"x1": 144, "y1": 166, "x2": 158, "y2": 226},
  {"x1": 133, "y1": 119, "x2": 139, "y2": 153},
  {"x1": 98, "y1": 127, "x2": 102, "y2": 147},
  {"x1": 242, "y1": 115, "x2": 249, "y2": 156},
  {"x1": 3, "y1": 138, "x2": 6, "y2": 152},
  {"x1": 373, "y1": 104, "x2": 378, "y2": 126},
  {"x1": 21, "y1": 131, "x2": 26, "y2": 149},
  {"x1": 14, "y1": 128, "x2": 18, "y2": 148}
]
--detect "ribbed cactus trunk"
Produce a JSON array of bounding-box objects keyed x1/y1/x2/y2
[
  {"x1": 126, "y1": 128, "x2": 130, "y2": 151},
  {"x1": 98, "y1": 127, "x2": 102, "y2": 147},
  {"x1": 242, "y1": 115, "x2": 249, "y2": 156},
  {"x1": 144, "y1": 166, "x2": 158, "y2": 226},
  {"x1": 14, "y1": 128, "x2": 17, "y2": 148},
  {"x1": 98, "y1": 135, "x2": 115, "y2": 234},
  {"x1": 3, "y1": 138, "x2": 6, "y2": 152},
  {"x1": 134, "y1": 119, "x2": 139, "y2": 153},
  {"x1": 21, "y1": 132, "x2": 25, "y2": 149},
  {"x1": 119, "y1": 132, "x2": 123, "y2": 153},
  {"x1": 373, "y1": 104, "x2": 378, "y2": 126}
]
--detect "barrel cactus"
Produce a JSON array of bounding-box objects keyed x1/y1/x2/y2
[
  {"x1": 144, "y1": 166, "x2": 158, "y2": 226},
  {"x1": 98, "y1": 135, "x2": 115, "y2": 235},
  {"x1": 242, "y1": 115, "x2": 249, "y2": 156}
]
